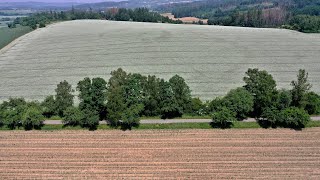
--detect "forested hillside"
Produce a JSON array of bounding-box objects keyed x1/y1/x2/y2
[{"x1": 157, "y1": 0, "x2": 320, "y2": 32}]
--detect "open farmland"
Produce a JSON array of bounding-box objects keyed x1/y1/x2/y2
[
  {"x1": 0, "y1": 20, "x2": 320, "y2": 101},
  {"x1": 0, "y1": 129, "x2": 320, "y2": 179}
]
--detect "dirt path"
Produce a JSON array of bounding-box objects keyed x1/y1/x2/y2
[{"x1": 0, "y1": 129, "x2": 319, "y2": 179}]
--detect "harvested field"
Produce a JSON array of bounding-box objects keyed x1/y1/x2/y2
[
  {"x1": 161, "y1": 13, "x2": 208, "y2": 23},
  {"x1": 0, "y1": 128, "x2": 320, "y2": 179},
  {"x1": 0, "y1": 20, "x2": 320, "y2": 101}
]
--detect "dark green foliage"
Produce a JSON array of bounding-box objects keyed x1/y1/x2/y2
[
  {"x1": 207, "y1": 97, "x2": 225, "y2": 114},
  {"x1": 211, "y1": 107, "x2": 236, "y2": 129},
  {"x1": 291, "y1": 69, "x2": 312, "y2": 108},
  {"x1": 260, "y1": 107, "x2": 311, "y2": 129},
  {"x1": 7, "y1": 23, "x2": 16, "y2": 29},
  {"x1": 288, "y1": 15, "x2": 320, "y2": 33},
  {"x1": 243, "y1": 68, "x2": 278, "y2": 117},
  {"x1": 109, "y1": 8, "x2": 183, "y2": 24},
  {"x1": 62, "y1": 107, "x2": 83, "y2": 126},
  {"x1": 21, "y1": 106, "x2": 44, "y2": 130},
  {"x1": 55, "y1": 80, "x2": 74, "y2": 117},
  {"x1": 278, "y1": 107, "x2": 310, "y2": 129},
  {"x1": 188, "y1": 97, "x2": 205, "y2": 116},
  {"x1": 77, "y1": 77, "x2": 107, "y2": 120},
  {"x1": 39, "y1": 22, "x2": 46, "y2": 28},
  {"x1": 159, "y1": 79, "x2": 183, "y2": 119},
  {"x1": 41, "y1": 95, "x2": 56, "y2": 118},
  {"x1": 223, "y1": 87, "x2": 254, "y2": 120},
  {"x1": 13, "y1": 8, "x2": 182, "y2": 31},
  {"x1": 80, "y1": 108, "x2": 100, "y2": 130},
  {"x1": 259, "y1": 107, "x2": 280, "y2": 128},
  {"x1": 0, "y1": 98, "x2": 27, "y2": 129},
  {"x1": 159, "y1": 0, "x2": 320, "y2": 33},
  {"x1": 276, "y1": 89, "x2": 292, "y2": 110},
  {"x1": 169, "y1": 75, "x2": 192, "y2": 113},
  {"x1": 142, "y1": 75, "x2": 162, "y2": 116},
  {"x1": 106, "y1": 68, "x2": 144, "y2": 129},
  {"x1": 120, "y1": 104, "x2": 144, "y2": 130},
  {"x1": 304, "y1": 92, "x2": 320, "y2": 115},
  {"x1": 107, "y1": 85, "x2": 126, "y2": 126}
]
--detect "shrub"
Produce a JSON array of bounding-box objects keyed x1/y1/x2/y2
[
  {"x1": 0, "y1": 98, "x2": 27, "y2": 129},
  {"x1": 62, "y1": 107, "x2": 83, "y2": 126},
  {"x1": 160, "y1": 105, "x2": 183, "y2": 119},
  {"x1": 304, "y1": 92, "x2": 320, "y2": 115},
  {"x1": 211, "y1": 107, "x2": 236, "y2": 129},
  {"x1": 21, "y1": 107, "x2": 44, "y2": 130},
  {"x1": 259, "y1": 107, "x2": 280, "y2": 128},
  {"x1": 278, "y1": 107, "x2": 310, "y2": 129},
  {"x1": 207, "y1": 97, "x2": 225, "y2": 114},
  {"x1": 223, "y1": 87, "x2": 254, "y2": 120},
  {"x1": 39, "y1": 22, "x2": 46, "y2": 28}
]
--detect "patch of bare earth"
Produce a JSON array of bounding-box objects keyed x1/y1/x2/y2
[{"x1": 0, "y1": 128, "x2": 320, "y2": 179}]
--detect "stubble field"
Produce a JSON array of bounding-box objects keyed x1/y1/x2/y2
[
  {"x1": 0, "y1": 128, "x2": 320, "y2": 179},
  {"x1": 0, "y1": 20, "x2": 319, "y2": 101}
]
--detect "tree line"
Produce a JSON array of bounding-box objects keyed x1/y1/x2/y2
[
  {"x1": 0, "y1": 68, "x2": 319, "y2": 130},
  {"x1": 158, "y1": 0, "x2": 320, "y2": 33},
  {"x1": 8, "y1": 7, "x2": 182, "y2": 30}
]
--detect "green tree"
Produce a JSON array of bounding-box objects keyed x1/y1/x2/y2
[
  {"x1": 211, "y1": 107, "x2": 236, "y2": 129},
  {"x1": 77, "y1": 77, "x2": 107, "y2": 120},
  {"x1": 80, "y1": 108, "x2": 100, "y2": 130},
  {"x1": 243, "y1": 68, "x2": 278, "y2": 117},
  {"x1": 107, "y1": 86, "x2": 126, "y2": 126},
  {"x1": 159, "y1": 79, "x2": 182, "y2": 119},
  {"x1": 276, "y1": 89, "x2": 292, "y2": 110},
  {"x1": 121, "y1": 104, "x2": 144, "y2": 130},
  {"x1": 188, "y1": 97, "x2": 204, "y2": 116},
  {"x1": 143, "y1": 75, "x2": 161, "y2": 116},
  {"x1": 223, "y1": 87, "x2": 254, "y2": 120},
  {"x1": 55, "y1": 80, "x2": 74, "y2": 117},
  {"x1": 0, "y1": 98, "x2": 27, "y2": 129},
  {"x1": 106, "y1": 69, "x2": 144, "y2": 129},
  {"x1": 291, "y1": 69, "x2": 312, "y2": 108},
  {"x1": 41, "y1": 95, "x2": 56, "y2": 118},
  {"x1": 62, "y1": 107, "x2": 83, "y2": 126},
  {"x1": 169, "y1": 75, "x2": 192, "y2": 113},
  {"x1": 304, "y1": 92, "x2": 320, "y2": 115},
  {"x1": 21, "y1": 106, "x2": 44, "y2": 130}
]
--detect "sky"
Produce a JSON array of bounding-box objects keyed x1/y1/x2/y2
[{"x1": 2, "y1": 0, "x2": 121, "y2": 3}]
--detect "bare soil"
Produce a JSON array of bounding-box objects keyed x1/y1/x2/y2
[{"x1": 1, "y1": 128, "x2": 320, "y2": 179}]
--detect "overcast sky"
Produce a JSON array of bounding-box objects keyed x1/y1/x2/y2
[{"x1": 3, "y1": 0, "x2": 121, "y2": 3}]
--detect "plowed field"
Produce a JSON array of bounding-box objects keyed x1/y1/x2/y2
[{"x1": 1, "y1": 128, "x2": 320, "y2": 179}]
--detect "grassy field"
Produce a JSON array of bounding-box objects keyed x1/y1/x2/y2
[
  {"x1": 1, "y1": 128, "x2": 320, "y2": 178},
  {"x1": 0, "y1": 25, "x2": 32, "y2": 50},
  {"x1": 0, "y1": 20, "x2": 319, "y2": 102}
]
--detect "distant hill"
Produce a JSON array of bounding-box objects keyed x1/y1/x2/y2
[
  {"x1": 156, "y1": 0, "x2": 320, "y2": 32},
  {"x1": 76, "y1": 0, "x2": 200, "y2": 10},
  {"x1": 0, "y1": 1, "x2": 77, "y2": 10}
]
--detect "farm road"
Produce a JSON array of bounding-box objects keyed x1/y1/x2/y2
[{"x1": 44, "y1": 116, "x2": 320, "y2": 125}]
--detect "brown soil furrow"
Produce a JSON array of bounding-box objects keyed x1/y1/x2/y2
[{"x1": 0, "y1": 129, "x2": 320, "y2": 179}]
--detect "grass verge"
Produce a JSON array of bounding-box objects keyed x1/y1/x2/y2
[{"x1": 1, "y1": 120, "x2": 320, "y2": 131}]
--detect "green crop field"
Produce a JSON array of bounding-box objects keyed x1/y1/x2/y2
[
  {"x1": 0, "y1": 25, "x2": 32, "y2": 49},
  {"x1": 0, "y1": 20, "x2": 319, "y2": 102}
]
